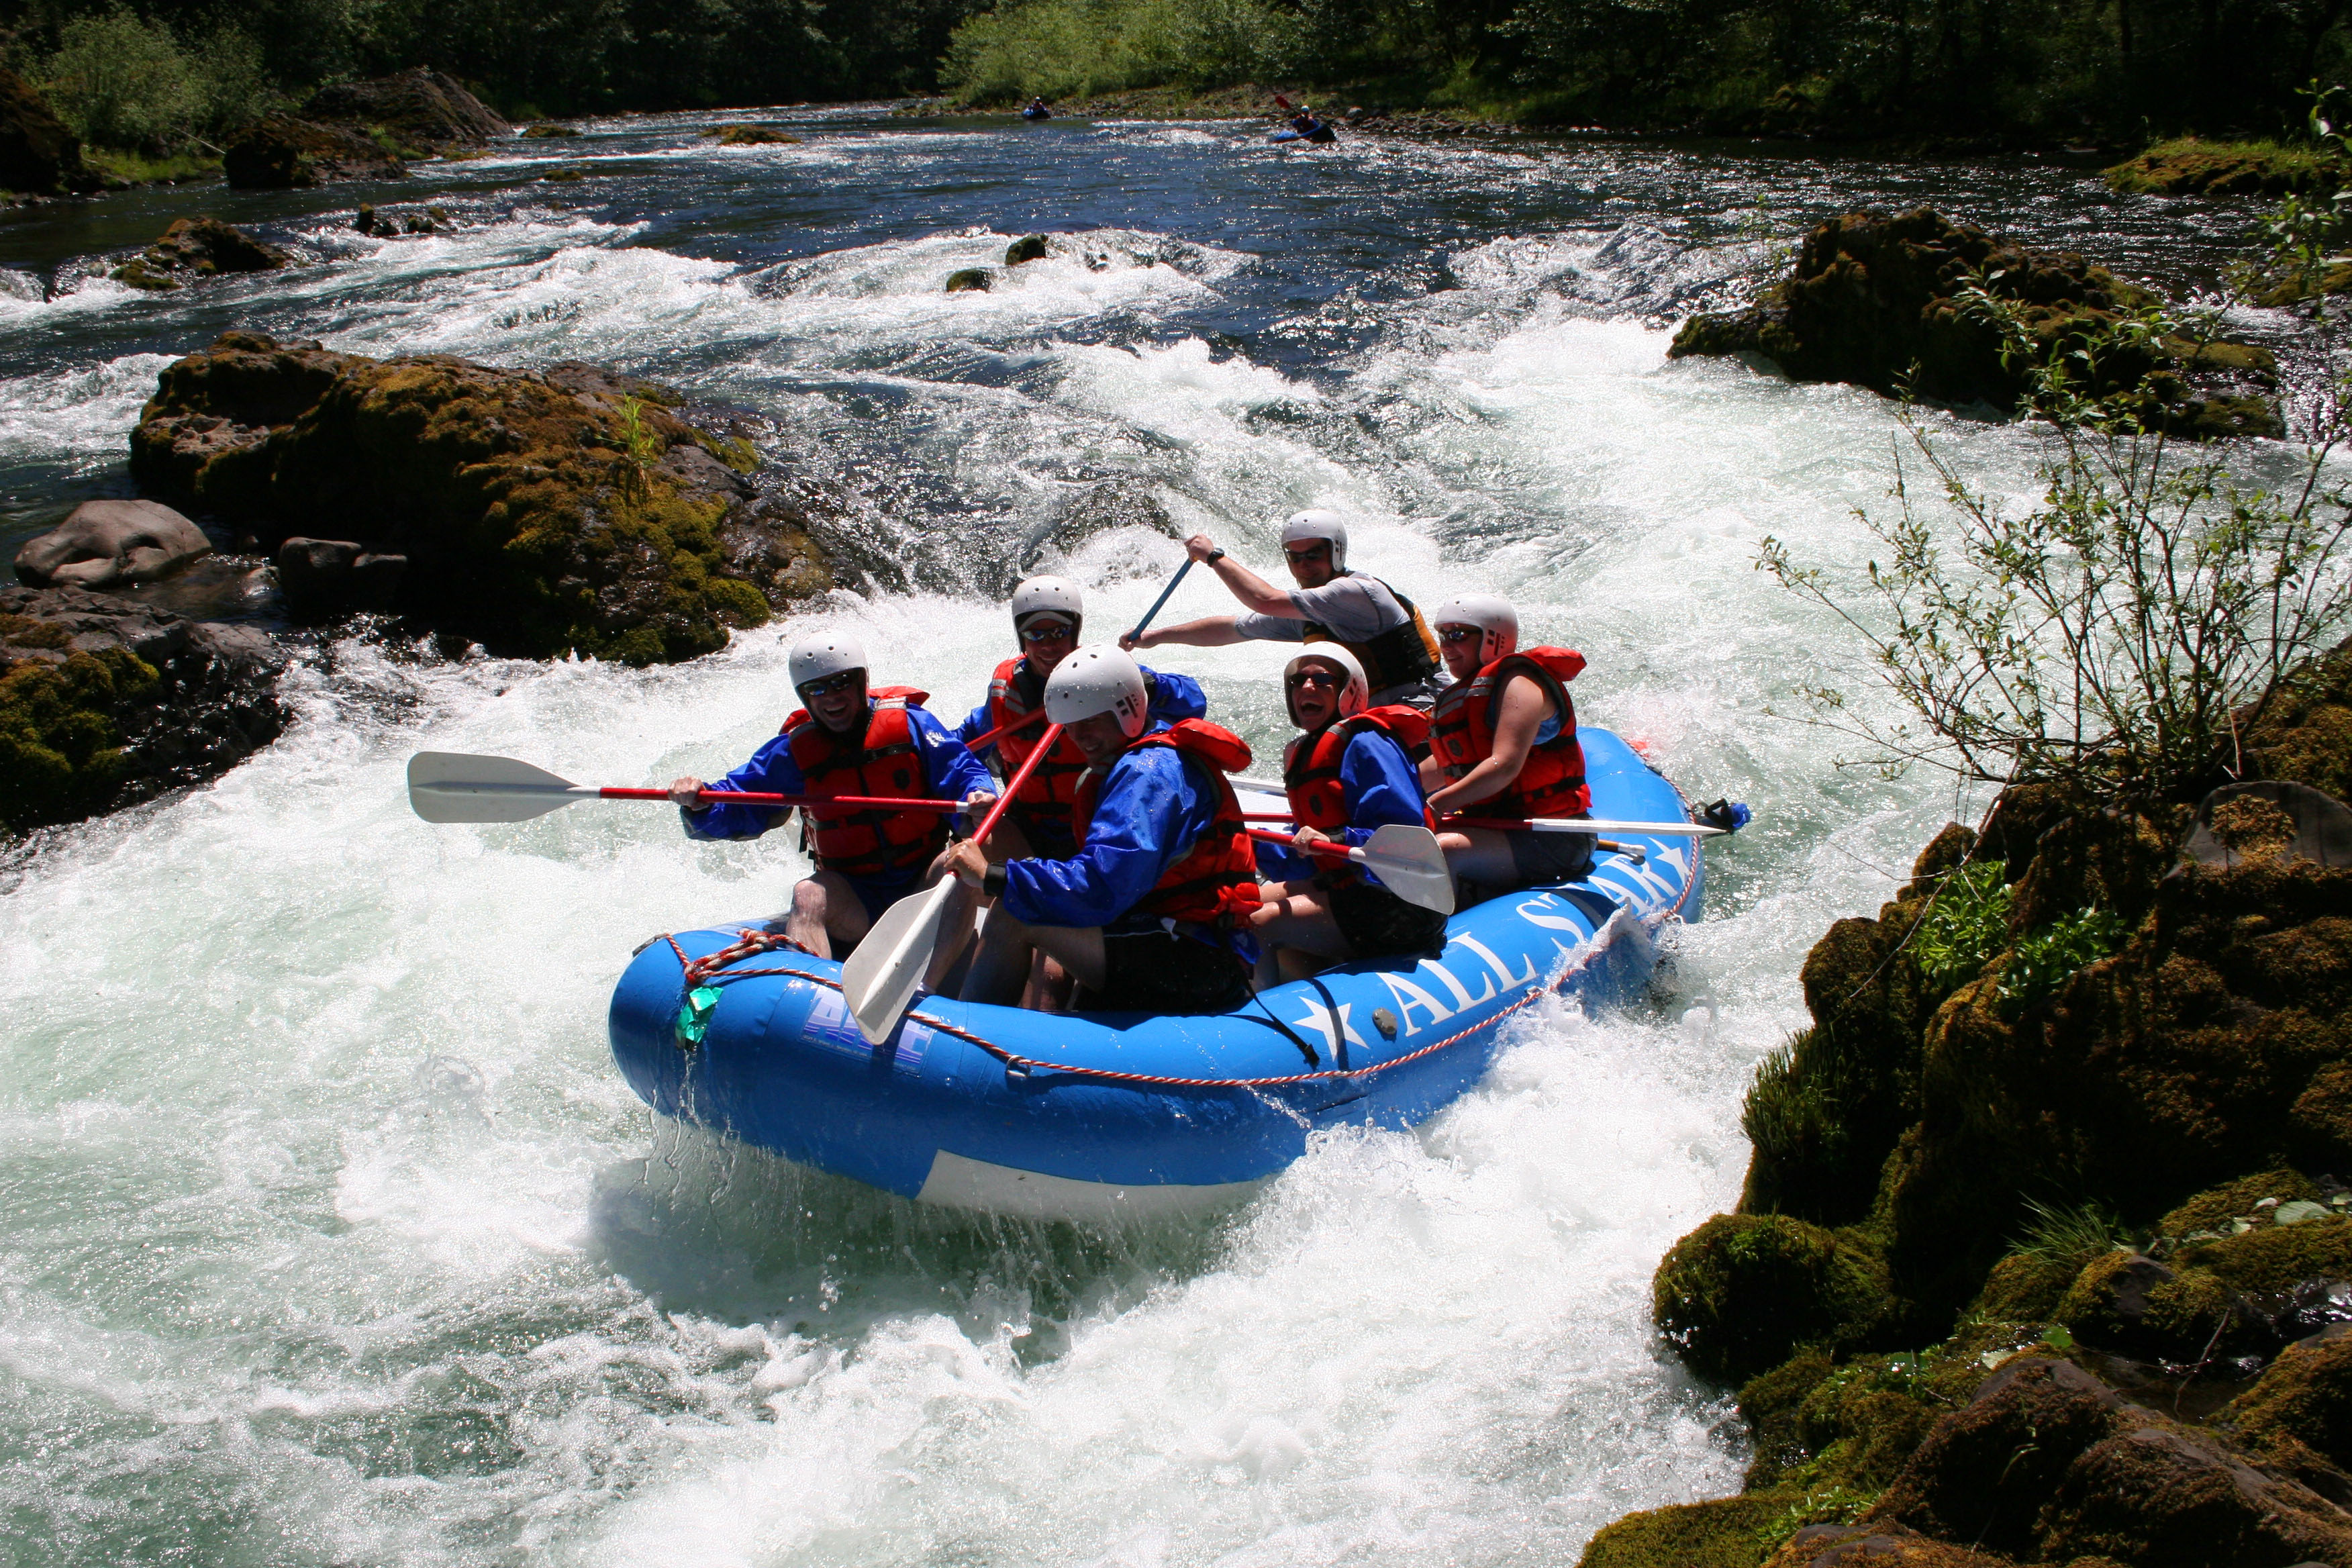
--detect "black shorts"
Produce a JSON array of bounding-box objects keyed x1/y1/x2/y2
[
  {"x1": 1325, "y1": 876, "x2": 1449, "y2": 959},
  {"x1": 1509, "y1": 828, "x2": 1596, "y2": 885},
  {"x1": 1088, "y1": 926, "x2": 1254, "y2": 1014}
]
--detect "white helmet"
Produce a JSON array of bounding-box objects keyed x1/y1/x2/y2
[
  {"x1": 1430, "y1": 594, "x2": 1518, "y2": 665},
  {"x1": 1010, "y1": 575, "x2": 1083, "y2": 636},
  {"x1": 1043, "y1": 645, "x2": 1150, "y2": 738},
  {"x1": 1280, "y1": 508, "x2": 1349, "y2": 571},
  {"x1": 787, "y1": 630, "x2": 867, "y2": 691},
  {"x1": 1283, "y1": 644, "x2": 1368, "y2": 725}
]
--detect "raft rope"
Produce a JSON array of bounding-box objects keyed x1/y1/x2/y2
[{"x1": 658, "y1": 929, "x2": 1555, "y2": 1089}]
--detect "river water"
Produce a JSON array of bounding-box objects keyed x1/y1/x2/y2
[{"x1": 0, "y1": 107, "x2": 2273, "y2": 1565}]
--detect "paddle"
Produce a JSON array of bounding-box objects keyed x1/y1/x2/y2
[
  {"x1": 840, "y1": 722, "x2": 1066, "y2": 1045},
  {"x1": 406, "y1": 752, "x2": 964, "y2": 825},
  {"x1": 965, "y1": 708, "x2": 1046, "y2": 754},
  {"x1": 1246, "y1": 824, "x2": 1455, "y2": 914},
  {"x1": 1126, "y1": 558, "x2": 1193, "y2": 644},
  {"x1": 1442, "y1": 814, "x2": 1727, "y2": 837}
]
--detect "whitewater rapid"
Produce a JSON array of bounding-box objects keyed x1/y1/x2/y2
[{"x1": 0, "y1": 111, "x2": 2124, "y2": 1565}]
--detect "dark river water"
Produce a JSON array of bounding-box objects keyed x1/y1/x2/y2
[{"x1": 0, "y1": 105, "x2": 2278, "y2": 1567}]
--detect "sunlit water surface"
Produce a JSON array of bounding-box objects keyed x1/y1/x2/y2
[{"x1": 0, "y1": 107, "x2": 2274, "y2": 1565}]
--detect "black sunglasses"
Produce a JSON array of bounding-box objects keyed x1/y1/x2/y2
[
  {"x1": 799, "y1": 670, "x2": 863, "y2": 697},
  {"x1": 1287, "y1": 669, "x2": 1344, "y2": 688},
  {"x1": 1283, "y1": 542, "x2": 1331, "y2": 564},
  {"x1": 1020, "y1": 621, "x2": 1076, "y2": 643},
  {"x1": 1436, "y1": 626, "x2": 1483, "y2": 645}
]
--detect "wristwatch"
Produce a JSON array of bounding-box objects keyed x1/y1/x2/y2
[
  {"x1": 983, "y1": 865, "x2": 1008, "y2": 899},
  {"x1": 1205, "y1": 547, "x2": 1226, "y2": 564}
]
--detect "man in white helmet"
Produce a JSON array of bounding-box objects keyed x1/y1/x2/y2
[
  {"x1": 944, "y1": 646, "x2": 1262, "y2": 1013},
  {"x1": 1420, "y1": 594, "x2": 1596, "y2": 897},
  {"x1": 954, "y1": 575, "x2": 1207, "y2": 863},
  {"x1": 1250, "y1": 645, "x2": 1447, "y2": 983},
  {"x1": 1119, "y1": 509, "x2": 1443, "y2": 709},
  {"x1": 667, "y1": 630, "x2": 997, "y2": 969}
]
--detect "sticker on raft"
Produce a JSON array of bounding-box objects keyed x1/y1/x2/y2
[{"x1": 805, "y1": 985, "x2": 930, "y2": 1069}]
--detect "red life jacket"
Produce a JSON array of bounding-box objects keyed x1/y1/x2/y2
[
  {"x1": 779, "y1": 685, "x2": 947, "y2": 879},
  {"x1": 1430, "y1": 648, "x2": 1591, "y2": 821},
  {"x1": 1073, "y1": 719, "x2": 1264, "y2": 926},
  {"x1": 985, "y1": 655, "x2": 1089, "y2": 854},
  {"x1": 1281, "y1": 705, "x2": 1436, "y2": 832}
]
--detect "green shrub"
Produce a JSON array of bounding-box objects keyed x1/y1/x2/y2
[
  {"x1": 1999, "y1": 906, "x2": 2128, "y2": 1015},
  {"x1": 2016, "y1": 1195, "x2": 2131, "y2": 1269},
  {"x1": 1910, "y1": 861, "x2": 2013, "y2": 992},
  {"x1": 942, "y1": 0, "x2": 1297, "y2": 103},
  {"x1": 39, "y1": 10, "x2": 277, "y2": 154}
]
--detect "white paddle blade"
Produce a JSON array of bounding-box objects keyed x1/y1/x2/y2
[
  {"x1": 407, "y1": 752, "x2": 587, "y2": 824},
  {"x1": 1362, "y1": 824, "x2": 1456, "y2": 914},
  {"x1": 1520, "y1": 818, "x2": 1726, "y2": 838},
  {"x1": 841, "y1": 879, "x2": 954, "y2": 1044}
]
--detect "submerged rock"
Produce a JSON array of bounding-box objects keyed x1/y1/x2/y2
[
  {"x1": 110, "y1": 217, "x2": 291, "y2": 291},
  {"x1": 1005, "y1": 233, "x2": 1050, "y2": 264},
  {"x1": 15, "y1": 499, "x2": 213, "y2": 589},
  {"x1": 0, "y1": 584, "x2": 285, "y2": 835},
  {"x1": 224, "y1": 115, "x2": 407, "y2": 189},
  {"x1": 0, "y1": 67, "x2": 99, "y2": 197},
  {"x1": 129, "y1": 331, "x2": 840, "y2": 664},
  {"x1": 522, "y1": 124, "x2": 580, "y2": 138},
  {"x1": 1670, "y1": 208, "x2": 2280, "y2": 440},
  {"x1": 944, "y1": 267, "x2": 993, "y2": 292},
  {"x1": 707, "y1": 124, "x2": 799, "y2": 146}
]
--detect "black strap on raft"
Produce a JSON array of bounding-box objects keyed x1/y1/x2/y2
[{"x1": 1166, "y1": 916, "x2": 1322, "y2": 1067}]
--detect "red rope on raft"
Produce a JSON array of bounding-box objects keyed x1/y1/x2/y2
[{"x1": 660, "y1": 930, "x2": 1555, "y2": 1089}]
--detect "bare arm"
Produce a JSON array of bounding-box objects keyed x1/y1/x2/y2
[
  {"x1": 1124, "y1": 614, "x2": 1242, "y2": 652},
  {"x1": 1426, "y1": 674, "x2": 1553, "y2": 815},
  {"x1": 1188, "y1": 532, "x2": 1296, "y2": 618}
]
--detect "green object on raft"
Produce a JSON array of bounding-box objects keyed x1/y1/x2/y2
[{"x1": 676, "y1": 985, "x2": 723, "y2": 1046}]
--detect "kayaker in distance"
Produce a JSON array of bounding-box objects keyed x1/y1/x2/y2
[
  {"x1": 1421, "y1": 595, "x2": 1596, "y2": 900},
  {"x1": 1250, "y1": 645, "x2": 1446, "y2": 983},
  {"x1": 1022, "y1": 97, "x2": 1052, "y2": 120},
  {"x1": 1289, "y1": 108, "x2": 1336, "y2": 143},
  {"x1": 668, "y1": 632, "x2": 996, "y2": 979},
  {"x1": 945, "y1": 646, "x2": 1263, "y2": 1013},
  {"x1": 1120, "y1": 509, "x2": 1444, "y2": 709},
  {"x1": 955, "y1": 575, "x2": 1206, "y2": 861}
]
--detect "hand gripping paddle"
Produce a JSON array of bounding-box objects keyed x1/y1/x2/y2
[
  {"x1": 1246, "y1": 825, "x2": 1455, "y2": 914},
  {"x1": 840, "y1": 722, "x2": 1066, "y2": 1045}
]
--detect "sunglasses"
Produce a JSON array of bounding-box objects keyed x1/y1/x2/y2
[
  {"x1": 1283, "y1": 543, "x2": 1331, "y2": 565},
  {"x1": 799, "y1": 671, "x2": 863, "y2": 698},
  {"x1": 1287, "y1": 669, "x2": 1345, "y2": 689},
  {"x1": 1437, "y1": 626, "x2": 1483, "y2": 646},
  {"x1": 1020, "y1": 621, "x2": 1076, "y2": 644}
]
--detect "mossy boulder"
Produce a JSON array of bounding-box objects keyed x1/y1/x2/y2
[
  {"x1": 522, "y1": 124, "x2": 580, "y2": 138},
  {"x1": 303, "y1": 68, "x2": 511, "y2": 156},
  {"x1": 1005, "y1": 233, "x2": 1050, "y2": 264},
  {"x1": 1654, "y1": 1214, "x2": 1891, "y2": 1384},
  {"x1": 110, "y1": 217, "x2": 291, "y2": 291},
  {"x1": 0, "y1": 67, "x2": 99, "y2": 197},
  {"x1": 2223, "y1": 1322, "x2": 2352, "y2": 1471},
  {"x1": 2247, "y1": 637, "x2": 2352, "y2": 805},
  {"x1": 1576, "y1": 1493, "x2": 1781, "y2": 1568},
  {"x1": 1669, "y1": 208, "x2": 2280, "y2": 441},
  {"x1": 1, "y1": 586, "x2": 285, "y2": 834},
  {"x1": 707, "y1": 124, "x2": 799, "y2": 146},
  {"x1": 128, "y1": 332, "x2": 840, "y2": 665},
  {"x1": 2106, "y1": 137, "x2": 2345, "y2": 197},
  {"x1": 224, "y1": 115, "x2": 407, "y2": 189},
  {"x1": 945, "y1": 267, "x2": 993, "y2": 292}
]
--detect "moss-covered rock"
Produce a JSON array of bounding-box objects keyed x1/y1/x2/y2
[
  {"x1": 945, "y1": 267, "x2": 993, "y2": 292},
  {"x1": 2222, "y1": 1322, "x2": 2352, "y2": 1471},
  {"x1": 1, "y1": 586, "x2": 285, "y2": 834},
  {"x1": 224, "y1": 114, "x2": 408, "y2": 189},
  {"x1": 0, "y1": 67, "x2": 100, "y2": 197},
  {"x1": 128, "y1": 332, "x2": 840, "y2": 665},
  {"x1": 2105, "y1": 137, "x2": 2345, "y2": 197},
  {"x1": 303, "y1": 68, "x2": 511, "y2": 156},
  {"x1": 1669, "y1": 208, "x2": 2280, "y2": 441},
  {"x1": 1577, "y1": 1494, "x2": 1781, "y2": 1568},
  {"x1": 1654, "y1": 1214, "x2": 1891, "y2": 1384},
  {"x1": 1005, "y1": 233, "x2": 1050, "y2": 264},
  {"x1": 110, "y1": 217, "x2": 291, "y2": 291},
  {"x1": 707, "y1": 124, "x2": 799, "y2": 146},
  {"x1": 2248, "y1": 637, "x2": 2352, "y2": 805}
]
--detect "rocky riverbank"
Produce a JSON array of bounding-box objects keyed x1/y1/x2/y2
[
  {"x1": 1669, "y1": 208, "x2": 2282, "y2": 440},
  {"x1": 1581, "y1": 641, "x2": 2352, "y2": 1567}
]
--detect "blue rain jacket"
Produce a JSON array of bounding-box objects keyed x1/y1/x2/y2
[
  {"x1": 1253, "y1": 726, "x2": 1428, "y2": 884},
  {"x1": 1000, "y1": 724, "x2": 1220, "y2": 932},
  {"x1": 954, "y1": 663, "x2": 1208, "y2": 756},
  {"x1": 681, "y1": 699, "x2": 994, "y2": 875}
]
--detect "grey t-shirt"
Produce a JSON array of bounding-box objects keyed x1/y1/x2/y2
[{"x1": 1234, "y1": 571, "x2": 1440, "y2": 708}]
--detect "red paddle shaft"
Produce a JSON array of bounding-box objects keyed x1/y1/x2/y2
[
  {"x1": 1245, "y1": 826, "x2": 1355, "y2": 861},
  {"x1": 967, "y1": 722, "x2": 1065, "y2": 845},
  {"x1": 608, "y1": 787, "x2": 962, "y2": 812},
  {"x1": 965, "y1": 707, "x2": 1047, "y2": 752}
]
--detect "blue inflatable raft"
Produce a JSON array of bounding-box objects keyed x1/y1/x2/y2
[{"x1": 609, "y1": 728, "x2": 1705, "y2": 1222}]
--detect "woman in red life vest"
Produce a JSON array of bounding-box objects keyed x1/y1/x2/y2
[
  {"x1": 1250, "y1": 645, "x2": 1446, "y2": 983},
  {"x1": 953, "y1": 575, "x2": 1208, "y2": 863},
  {"x1": 667, "y1": 631, "x2": 997, "y2": 979},
  {"x1": 944, "y1": 646, "x2": 1261, "y2": 1014},
  {"x1": 1420, "y1": 594, "x2": 1597, "y2": 898}
]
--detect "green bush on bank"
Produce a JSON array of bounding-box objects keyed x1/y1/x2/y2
[
  {"x1": 34, "y1": 10, "x2": 277, "y2": 156},
  {"x1": 942, "y1": 0, "x2": 1296, "y2": 103}
]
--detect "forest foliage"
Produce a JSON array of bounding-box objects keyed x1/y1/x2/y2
[{"x1": 0, "y1": 0, "x2": 2343, "y2": 152}]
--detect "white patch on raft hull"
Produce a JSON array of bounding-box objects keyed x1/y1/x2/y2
[{"x1": 916, "y1": 1148, "x2": 1266, "y2": 1220}]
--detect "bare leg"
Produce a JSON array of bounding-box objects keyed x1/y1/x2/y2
[
  {"x1": 963, "y1": 908, "x2": 1106, "y2": 1005},
  {"x1": 786, "y1": 870, "x2": 876, "y2": 959},
  {"x1": 1439, "y1": 827, "x2": 1518, "y2": 891},
  {"x1": 1249, "y1": 885, "x2": 1354, "y2": 981}
]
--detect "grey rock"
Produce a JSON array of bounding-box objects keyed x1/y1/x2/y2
[
  {"x1": 277, "y1": 537, "x2": 405, "y2": 618},
  {"x1": 15, "y1": 499, "x2": 212, "y2": 588}
]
